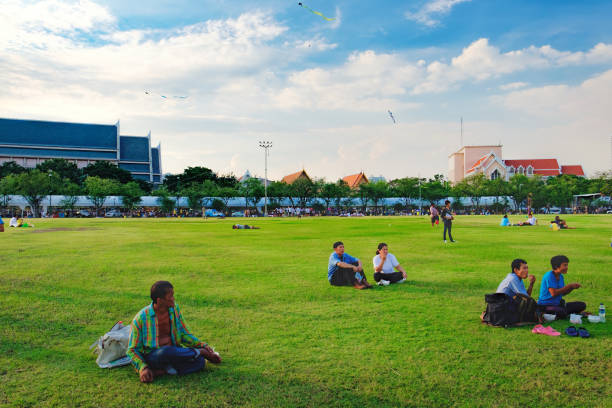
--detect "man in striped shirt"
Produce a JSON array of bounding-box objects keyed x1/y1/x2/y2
[{"x1": 127, "y1": 281, "x2": 221, "y2": 383}]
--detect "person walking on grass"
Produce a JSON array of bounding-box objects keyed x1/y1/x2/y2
[
  {"x1": 328, "y1": 241, "x2": 372, "y2": 289},
  {"x1": 127, "y1": 281, "x2": 221, "y2": 383},
  {"x1": 372, "y1": 243, "x2": 407, "y2": 286},
  {"x1": 429, "y1": 202, "x2": 439, "y2": 226},
  {"x1": 537, "y1": 255, "x2": 586, "y2": 319},
  {"x1": 441, "y1": 200, "x2": 455, "y2": 243}
]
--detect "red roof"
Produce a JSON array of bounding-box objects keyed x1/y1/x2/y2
[
  {"x1": 281, "y1": 170, "x2": 311, "y2": 184},
  {"x1": 342, "y1": 172, "x2": 369, "y2": 189},
  {"x1": 465, "y1": 154, "x2": 490, "y2": 174},
  {"x1": 561, "y1": 165, "x2": 585, "y2": 176},
  {"x1": 504, "y1": 159, "x2": 560, "y2": 170}
]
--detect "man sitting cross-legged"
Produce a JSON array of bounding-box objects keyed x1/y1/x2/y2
[
  {"x1": 328, "y1": 241, "x2": 372, "y2": 289},
  {"x1": 537, "y1": 255, "x2": 585, "y2": 319},
  {"x1": 127, "y1": 281, "x2": 221, "y2": 383}
]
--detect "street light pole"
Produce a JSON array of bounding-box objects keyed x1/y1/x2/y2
[
  {"x1": 48, "y1": 170, "x2": 53, "y2": 217},
  {"x1": 258, "y1": 141, "x2": 273, "y2": 216}
]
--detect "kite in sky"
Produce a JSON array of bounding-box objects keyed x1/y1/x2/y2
[
  {"x1": 298, "y1": 2, "x2": 335, "y2": 21},
  {"x1": 388, "y1": 110, "x2": 396, "y2": 124},
  {"x1": 144, "y1": 90, "x2": 188, "y2": 99}
]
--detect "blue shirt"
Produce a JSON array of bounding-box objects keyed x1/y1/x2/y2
[
  {"x1": 328, "y1": 252, "x2": 358, "y2": 281},
  {"x1": 496, "y1": 273, "x2": 528, "y2": 297},
  {"x1": 500, "y1": 218, "x2": 510, "y2": 226},
  {"x1": 538, "y1": 271, "x2": 564, "y2": 305}
]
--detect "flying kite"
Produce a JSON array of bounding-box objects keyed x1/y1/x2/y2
[
  {"x1": 144, "y1": 90, "x2": 188, "y2": 99},
  {"x1": 298, "y1": 2, "x2": 335, "y2": 21},
  {"x1": 388, "y1": 110, "x2": 396, "y2": 124}
]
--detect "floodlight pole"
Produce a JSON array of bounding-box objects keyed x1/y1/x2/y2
[{"x1": 259, "y1": 141, "x2": 273, "y2": 216}]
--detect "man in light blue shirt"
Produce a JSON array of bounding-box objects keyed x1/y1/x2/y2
[
  {"x1": 496, "y1": 258, "x2": 536, "y2": 297},
  {"x1": 327, "y1": 241, "x2": 371, "y2": 289}
]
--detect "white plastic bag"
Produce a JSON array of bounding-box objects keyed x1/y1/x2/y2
[{"x1": 90, "y1": 321, "x2": 132, "y2": 368}]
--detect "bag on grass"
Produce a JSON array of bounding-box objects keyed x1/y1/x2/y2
[
  {"x1": 513, "y1": 293, "x2": 540, "y2": 323},
  {"x1": 90, "y1": 321, "x2": 132, "y2": 368},
  {"x1": 481, "y1": 293, "x2": 519, "y2": 328}
]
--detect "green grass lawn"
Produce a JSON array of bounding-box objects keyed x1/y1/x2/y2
[{"x1": 0, "y1": 215, "x2": 610, "y2": 407}]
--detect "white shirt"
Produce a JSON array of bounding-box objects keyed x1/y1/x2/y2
[
  {"x1": 528, "y1": 217, "x2": 536, "y2": 225},
  {"x1": 373, "y1": 253, "x2": 400, "y2": 274}
]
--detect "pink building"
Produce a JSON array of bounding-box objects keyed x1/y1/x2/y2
[{"x1": 448, "y1": 145, "x2": 584, "y2": 184}]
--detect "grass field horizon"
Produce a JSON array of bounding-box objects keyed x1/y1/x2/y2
[{"x1": 1, "y1": 215, "x2": 611, "y2": 407}]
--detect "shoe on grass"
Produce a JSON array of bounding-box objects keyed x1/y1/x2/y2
[{"x1": 377, "y1": 280, "x2": 390, "y2": 286}]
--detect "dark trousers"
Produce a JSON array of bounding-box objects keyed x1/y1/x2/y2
[
  {"x1": 538, "y1": 301, "x2": 586, "y2": 319},
  {"x1": 443, "y1": 221, "x2": 453, "y2": 241},
  {"x1": 330, "y1": 262, "x2": 361, "y2": 286},
  {"x1": 144, "y1": 346, "x2": 206, "y2": 375},
  {"x1": 373, "y1": 272, "x2": 404, "y2": 283}
]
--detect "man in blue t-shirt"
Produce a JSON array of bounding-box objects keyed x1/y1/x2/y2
[
  {"x1": 496, "y1": 258, "x2": 536, "y2": 297},
  {"x1": 537, "y1": 255, "x2": 585, "y2": 318},
  {"x1": 327, "y1": 241, "x2": 372, "y2": 289}
]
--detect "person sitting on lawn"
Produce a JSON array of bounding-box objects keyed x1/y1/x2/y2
[
  {"x1": 500, "y1": 214, "x2": 511, "y2": 226},
  {"x1": 372, "y1": 243, "x2": 407, "y2": 286},
  {"x1": 127, "y1": 281, "x2": 221, "y2": 383},
  {"x1": 551, "y1": 216, "x2": 575, "y2": 229},
  {"x1": 496, "y1": 258, "x2": 536, "y2": 298},
  {"x1": 9, "y1": 216, "x2": 18, "y2": 227},
  {"x1": 328, "y1": 241, "x2": 372, "y2": 289},
  {"x1": 537, "y1": 255, "x2": 586, "y2": 319}
]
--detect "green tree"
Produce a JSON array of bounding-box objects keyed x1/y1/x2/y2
[
  {"x1": 0, "y1": 174, "x2": 18, "y2": 210},
  {"x1": 85, "y1": 176, "x2": 120, "y2": 216},
  {"x1": 217, "y1": 186, "x2": 238, "y2": 213},
  {"x1": 362, "y1": 181, "x2": 389, "y2": 214},
  {"x1": 267, "y1": 181, "x2": 288, "y2": 209},
  {"x1": 507, "y1": 174, "x2": 530, "y2": 211},
  {"x1": 36, "y1": 158, "x2": 81, "y2": 185},
  {"x1": 154, "y1": 187, "x2": 175, "y2": 214},
  {"x1": 422, "y1": 175, "x2": 450, "y2": 205},
  {"x1": 0, "y1": 161, "x2": 27, "y2": 179},
  {"x1": 333, "y1": 180, "x2": 350, "y2": 210},
  {"x1": 13, "y1": 170, "x2": 54, "y2": 217},
  {"x1": 390, "y1": 177, "x2": 419, "y2": 211},
  {"x1": 183, "y1": 184, "x2": 205, "y2": 212},
  {"x1": 486, "y1": 177, "x2": 509, "y2": 212},
  {"x1": 290, "y1": 178, "x2": 315, "y2": 209},
  {"x1": 200, "y1": 180, "x2": 218, "y2": 209},
  {"x1": 240, "y1": 178, "x2": 264, "y2": 213},
  {"x1": 83, "y1": 161, "x2": 133, "y2": 184},
  {"x1": 456, "y1": 173, "x2": 488, "y2": 209},
  {"x1": 58, "y1": 180, "x2": 83, "y2": 212},
  {"x1": 318, "y1": 181, "x2": 339, "y2": 214},
  {"x1": 589, "y1": 171, "x2": 612, "y2": 196},
  {"x1": 121, "y1": 181, "x2": 144, "y2": 213}
]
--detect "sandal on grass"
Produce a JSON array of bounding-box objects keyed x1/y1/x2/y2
[
  {"x1": 578, "y1": 327, "x2": 590, "y2": 338},
  {"x1": 565, "y1": 326, "x2": 578, "y2": 337}
]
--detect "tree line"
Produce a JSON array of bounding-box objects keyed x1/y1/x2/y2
[{"x1": 1, "y1": 159, "x2": 610, "y2": 217}]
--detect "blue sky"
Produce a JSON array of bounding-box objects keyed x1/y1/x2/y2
[{"x1": 1, "y1": 0, "x2": 611, "y2": 180}]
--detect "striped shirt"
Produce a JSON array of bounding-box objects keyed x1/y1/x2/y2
[{"x1": 127, "y1": 302, "x2": 206, "y2": 372}]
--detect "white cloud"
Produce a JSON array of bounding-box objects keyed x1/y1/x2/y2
[
  {"x1": 499, "y1": 82, "x2": 528, "y2": 91},
  {"x1": 405, "y1": 0, "x2": 471, "y2": 27},
  {"x1": 413, "y1": 38, "x2": 612, "y2": 94}
]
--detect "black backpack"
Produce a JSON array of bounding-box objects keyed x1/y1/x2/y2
[{"x1": 482, "y1": 293, "x2": 519, "y2": 328}]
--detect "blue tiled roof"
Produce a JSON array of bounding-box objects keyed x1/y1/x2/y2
[
  {"x1": 151, "y1": 147, "x2": 160, "y2": 174},
  {"x1": 0, "y1": 118, "x2": 117, "y2": 150},
  {"x1": 0, "y1": 146, "x2": 117, "y2": 160},
  {"x1": 119, "y1": 136, "x2": 149, "y2": 162}
]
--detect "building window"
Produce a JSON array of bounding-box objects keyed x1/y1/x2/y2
[
  {"x1": 490, "y1": 169, "x2": 500, "y2": 180},
  {"x1": 527, "y1": 165, "x2": 533, "y2": 176},
  {"x1": 517, "y1": 166, "x2": 524, "y2": 175},
  {"x1": 508, "y1": 166, "x2": 515, "y2": 177}
]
